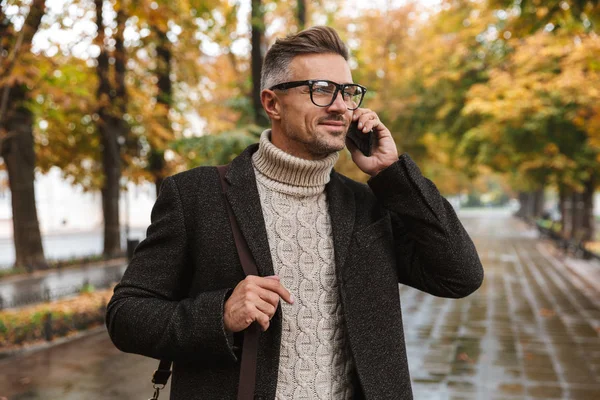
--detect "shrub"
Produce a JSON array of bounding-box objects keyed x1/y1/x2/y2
[{"x1": 0, "y1": 289, "x2": 113, "y2": 350}]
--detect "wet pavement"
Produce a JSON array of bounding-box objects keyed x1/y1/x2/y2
[
  {"x1": 404, "y1": 209, "x2": 600, "y2": 399},
  {"x1": 0, "y1": 209, "x2": 599, "y2": 399},
  {"x1": 0, "y1": 329, "x2": 169, "y2": 399},
  {"x1": 0, "y1": 260, "x2": 127, "y2": 309}
]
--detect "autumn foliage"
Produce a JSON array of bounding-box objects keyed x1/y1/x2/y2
[{"x1": 0, "y1": 0, "x2": 599, "y2": 268}]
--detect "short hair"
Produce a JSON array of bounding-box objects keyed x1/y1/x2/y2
[{"x1": 261, "y1": 26, "x2": 349, "y2": 92}]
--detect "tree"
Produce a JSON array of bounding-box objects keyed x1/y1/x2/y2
[
  {"x1": 251, "y1": 0, "x2": 268, "y2": 126},
  {"x1": 297, "y1": 0, "x2": 307, "y2": 29},
  {"x1": 147, "y1": 6, "x2": 174, "y2": 196},
  {"x1": 171, "y1": 129, "x2": 258, "y2": 169},
  {"x1": 0, "y1": 0, "x2": 48, "y2": 271},
  {"x1": 94, "y1": 0, "x2": 128, "y2": 256},
  {"x1": 462, "y1": 3, "x2": 600, "y2": 238}
]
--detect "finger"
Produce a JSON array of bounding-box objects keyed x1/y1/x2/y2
[
  {"x1": 362, "y1": 117, "x2": 380, "y2": 133},
  {"x1": 352, "y1": 108, "x2": 371, "y2": 121},
  {"x1": 357, "y1": 113, "x2": 377, "y2": 131},
  {"x1": 256, "y1": 311, "x2": 270, "y2": 331},
  {"x1": 256, "y1": 287, "x2": 281, "y2": 308},
  {"x1": 241, "y1": 277, "x2": 278, "y2": 304},
  {"x1": 254, "y1": 297, "x2": 277, "y2": 318},
  {"x1": 256, "y1": 278, "x2": 294, "y2": 304}
]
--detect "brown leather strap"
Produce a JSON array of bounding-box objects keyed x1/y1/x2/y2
[
  {"x1": 217, "y1": 165, "x2": 260, "y2": 400},
  {"x1": 152, "y1": 165, "x2": 260, "y2": 399},
  {"x1": 152, "y1": 359, "x2": 172, "y2": 386}
]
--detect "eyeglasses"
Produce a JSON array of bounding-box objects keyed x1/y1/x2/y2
[{"x1": 269, "y1": 80, "x2": 367, "y2": 110}]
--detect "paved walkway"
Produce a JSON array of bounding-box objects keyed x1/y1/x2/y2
[
  {"x1": 406, "y1": 210, "x2": 600, "y2": 399},
  {"x1": 0, "y1": 259, "x2": 126, "y2": 309},
  {"x1": 0, "y1": 209, "x2": 598, "y2": 399}
]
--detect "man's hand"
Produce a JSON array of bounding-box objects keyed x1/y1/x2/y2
[
  {"x1": 224, "y1": 275, "x2": 293, "y2": 333},
  {"x1": 346, "y1": 108, "x2": 399, "y2": 177}
]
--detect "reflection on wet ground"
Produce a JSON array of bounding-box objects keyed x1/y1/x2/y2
[
  {"x1": 406, "y1": 209, "x2": 600, "y2": 399},
  {"x1": 0, "y1": 260, "x2": 126, "y2": 309},
  {"x1": 0, "y1": 209, "x2": 598, "y2": 399},
  {"x1": 0, "y1": 329, "x2": 167, "y2": 399}
]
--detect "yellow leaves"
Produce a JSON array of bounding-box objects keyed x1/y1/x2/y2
[
  {"x1": 436, "y1": 102, "x2": 455, "y2": 120},
  {"x1": 536, "y1": 7, "x2": 549, "y2": 19},
  {"x1": 148, "y1": 120, "x2": 174, "y2": 141},
  {"x1": 544, "y1": 143, "x2": 559, "y2": 156},
  {"x1": 0, "y1": 289, "x2": 113, "y2": 348},
  {"x1": 539, "y1": 308, "x2": 556, "y2": 318}
]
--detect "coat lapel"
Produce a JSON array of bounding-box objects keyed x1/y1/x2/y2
[
  {"x1": 326, "y1": 171, "x2": 355, "y2": 277},
  {"x1": 222, "y1": 144, "x2": 275, "y2": 278}
]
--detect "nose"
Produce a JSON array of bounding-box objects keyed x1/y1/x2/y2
[{"x1": 327, "y1": 90, "x2": 347, "y2": 113}]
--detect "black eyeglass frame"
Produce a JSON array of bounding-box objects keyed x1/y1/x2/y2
[{"x1": 269, "y1": 80, "x2": 367, "y2": 110}]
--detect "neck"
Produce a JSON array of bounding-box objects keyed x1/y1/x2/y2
[{"x1": 251, "y1": 129, "x2": 339, "y2": 193}]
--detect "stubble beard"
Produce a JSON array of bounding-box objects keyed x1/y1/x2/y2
[{"x1": 283, "y1": 119, "x2": 345, "y2": 159}]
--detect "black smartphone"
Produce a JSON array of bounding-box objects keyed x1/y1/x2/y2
[{"x1": 346, "y1": 120, "x2": 374, "y2": 157}]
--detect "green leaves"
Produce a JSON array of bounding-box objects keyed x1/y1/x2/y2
[{"x1": 170, "y1": 127, "x2": 258, "y2": 168}]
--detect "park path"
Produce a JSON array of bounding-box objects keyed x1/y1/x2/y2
[
  {"x1": 405, "y1": 209, "x2": 600, "y2": 399},
  {"x1": 1, "y1": 209, "x2": 599, "y2": 399}
]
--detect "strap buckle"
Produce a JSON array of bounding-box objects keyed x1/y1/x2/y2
[
  {"x1": 148, "y1": 386, "x2": 161, "y2": 400},
  {"x1": 152, "y1": 368, "x2": 172, "y2": 385}
]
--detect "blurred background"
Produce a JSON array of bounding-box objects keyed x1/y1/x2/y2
[{"x1": 0, "y1": 0, "x2": 599, "y2": 399}]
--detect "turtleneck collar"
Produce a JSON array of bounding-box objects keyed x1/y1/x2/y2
[{"x1": 251, "y1": 129, "x2": 339, "y2": 196}]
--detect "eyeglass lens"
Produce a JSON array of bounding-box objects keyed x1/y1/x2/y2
[{"x1": 311, "y1": 81, "x2": 364, "y2": 109}]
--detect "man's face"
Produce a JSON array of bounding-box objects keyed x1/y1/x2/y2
[{"x1": 273, "y1": 53, "x2": 354, "y2": 160}]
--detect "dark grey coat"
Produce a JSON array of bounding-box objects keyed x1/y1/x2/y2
[{"x1": 106, "y1": 144, "x2": 483, "y2": 399}]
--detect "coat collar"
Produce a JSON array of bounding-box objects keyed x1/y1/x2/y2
[
  {"x1": 223, "y1": 143, "x2": 356, "y2": 277},
  {"x1": 224, "y1": 144, "x2": 274, "y2": 278}
]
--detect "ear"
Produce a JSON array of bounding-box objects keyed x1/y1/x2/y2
[{"x1": 261, "y1": 89, "x2": 281, "y2": 121}]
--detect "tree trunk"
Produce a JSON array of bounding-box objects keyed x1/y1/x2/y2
[
  {"x1": 251, "y1": 0, "x2": 268, "y2": 126},
  {"x1": 558, "y1": 185, "x2": 568, "y2": 237},
  {"x1": 532, "y1": 188, "x2": 545, "y2": 219},
  {"x1": 297, "y1": 0, "x2": 307, "y2": 30},
  {"x1": 0, "y1": 0, "x2": 47, "y2": 271},
  {"x1": 1, "y1": 106, "x2": 47, "y2": 271},
  {"x1": 95, "y1": 0, "x2": 127, "y2": 256},
  {"x1": 580, "y1": 174, "x2": 595, "y2": 243},
  {"x1": 99, "y1": 119, "x2": 122, "y2": 256},
  {"x1": 570, "y1": 191, "x2": 583, "y2": 241},
  {"x1": 149, "y1": 21, "x2": 173, "y2": 197},
  {"x1": 516, "y1": 191, "x2": 529, "y2": 218}
]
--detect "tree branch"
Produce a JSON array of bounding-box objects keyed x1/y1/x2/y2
[{"x1": 0, "y1": 0, "x2": 46, "y2": 138}]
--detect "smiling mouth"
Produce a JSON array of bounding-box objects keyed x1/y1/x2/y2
[
  {"x1": 319, "y1": 124, "x2": 346, "y2": 137},
  {"x1": 319, "y1": 121, "x2": 346, "y2": 128}
]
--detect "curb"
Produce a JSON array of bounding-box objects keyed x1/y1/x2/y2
[{"x1": 0, "y1": 325, "x2": 108, "y2": 362}]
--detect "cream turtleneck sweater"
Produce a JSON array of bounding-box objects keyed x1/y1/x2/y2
[{"x1": 251, "y1": 130, "x2": 354, "y2": 399}]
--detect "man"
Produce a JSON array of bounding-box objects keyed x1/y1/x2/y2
[{"x1": 106, "y1": 26, "x2": 483, "y2": 399}]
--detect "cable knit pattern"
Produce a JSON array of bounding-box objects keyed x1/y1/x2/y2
[{"x1": 252, "y1": 130, "x2": 354, "y2": 399}]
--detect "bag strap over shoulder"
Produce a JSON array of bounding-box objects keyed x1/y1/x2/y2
[
  {"x1": 217, "y1": 164, "x2": 260, "y2": 400},
  {"x1": 150, "y1": 165, "x2": 260, "y2": 400}
]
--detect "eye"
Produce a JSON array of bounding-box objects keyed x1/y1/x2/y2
[
  {"x1": 312, "y1": 81, "x2": 335, "y2": 95},
  {"x1": 344, "y1": 85, "x2": 361, "y2": 96}
]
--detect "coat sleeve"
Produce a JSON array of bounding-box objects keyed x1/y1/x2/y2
[
  {"x1": 367, "y1": 153, "x2": 484, "y2": 298},
  {"x1": 105, "y1": 176, "x2": 238, "y2": 364}
]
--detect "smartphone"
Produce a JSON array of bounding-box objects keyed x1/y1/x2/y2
[{"x1": 346, "y1": 120, "x2": 374, "y2": 157}]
